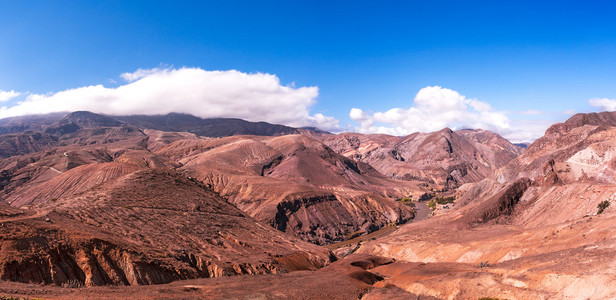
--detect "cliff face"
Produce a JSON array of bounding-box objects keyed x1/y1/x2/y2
[
  {"x1": 353, "y1": 112, "x2": 616, "y2": 298},
  {"x1": 159, "y1": 134, "x2": 418, "y2": 245},
  {"x1": 496, "y1": 111, "x2": 616, "y2": 185},
  {"x1": 0, "y1": 169, "x2": 333, "y2": 287}
]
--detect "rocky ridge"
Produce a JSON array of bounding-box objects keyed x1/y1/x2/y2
[{"x1": 314, "y1": 128, "x2": 523, "y2": 189}]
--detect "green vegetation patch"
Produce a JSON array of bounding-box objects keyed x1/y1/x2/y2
[
  {"x1": 396, "y1": 196, "x2": 415, "y2": 207},
  {"x1": 598, "y1": 200, "x2": 610, "y2": 214},
  {"x1": 427, "y1": 200, "x2": 436, "y2": 210},
  {"x1": 434, "y1": 196, "x2": 455, "y2": 205}
]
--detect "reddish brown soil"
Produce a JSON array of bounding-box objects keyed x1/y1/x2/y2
[
  {"x1": 0, "y1": 254, "x2": 399, "y2": 299},
  {"x1": 314, "y1": 128, "x2": 523, "y2": 189},
  {"x1": 354, "y1": 112, "x2": 616, "y2": 298},
  {"x1": 157, "y1": 134, "x2": 423, "y2": 244},
  {"x1": 0, "y1": 167, "x2": 334, "y2": 287},
  {"x1": 5, "y1": 111, "x2": 616, "y2": 299}
]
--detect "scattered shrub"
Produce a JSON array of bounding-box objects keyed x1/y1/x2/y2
[
  {"x1": 419, "y1": 192, "x2": 434, "y2": 201},
  {"x1": 434, "y1": 196, "x2": 456, "y2": 205},
  {"x1": 349, "y1": 242, "x2": 362, "y2": 254},
  {"x1": 61, "y1": 279, "x2": 83, "y2": 288},
  {"x1": 396, "y1": 197, "x2": 414, "y2": 206},
  {"x1": 427, "y1": 200, "x2": 436, "y2": 210},
  {"x1": 598, "y1": 200, "x2": 610, "y2": 214}
]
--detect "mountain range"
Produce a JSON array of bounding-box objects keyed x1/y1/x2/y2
[{"x1": 0, "y1": 110, "x2": 614, "y2": 298}]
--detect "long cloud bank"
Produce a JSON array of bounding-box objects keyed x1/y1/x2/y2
[
  {"x1": 349, "y1": 86, "x2": 553, "y2": 143},
  {"x1": 0, "y1": 68, "x2": 341, "y2": 131},
  {"x1": 3, "y1": 68, "x2": 608, "y2": 143}
]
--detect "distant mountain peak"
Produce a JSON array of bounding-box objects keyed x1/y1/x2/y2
[
  {"x1": 61, "y1": 111, "x2": 124, "y2": 128},
  {"x1": 0, "y1": 111, "x2": 330, "y2": 138}
]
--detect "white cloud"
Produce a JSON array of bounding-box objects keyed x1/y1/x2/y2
[
  {"x1": 307, "y1": 113, "x2": 340, "y2": 130},
  {"x1": 349, "y1": 86, "x2": 549, "y2": 143},
  {"x1": 120, "y1": 67, "x2": 165, "y2": 82},
  {"x1": 0, "y1": 90, "x2": 20, "y2": 102},
  {"x1": 589, "y1": 98, "x2": 616, "y2": 111},
  {"x1": 0, "y1": 67, "x2": 340, "y2": 131},
  {"x1": 498, "y1": 119, "x2": 554, "y2": 144}
]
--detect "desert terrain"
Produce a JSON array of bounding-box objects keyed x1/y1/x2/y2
[{"x1": 0, "y1": 111, "x2": 615, "y2": 299}]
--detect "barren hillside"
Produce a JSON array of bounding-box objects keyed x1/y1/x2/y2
[
  {"x1": 157, "y1": 134, "x2": 423, "y2": 244},
  {"x1": 354, "y1": 112, "x2": 616, "y2": 298},
  {"x1": 316, "y1": 128, "x2": 523, "y2": 189}
]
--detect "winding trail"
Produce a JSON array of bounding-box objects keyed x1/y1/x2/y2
[
  {"x1": 25, "y1": 163, "x2": 64, "y2": 174},
  {"x1": 0, "y1": 210, "x2": 47, "y2": 223}
]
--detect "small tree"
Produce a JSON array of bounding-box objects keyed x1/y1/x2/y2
[{"x1": 598, "y1": 200, "x2": 610, "y2": 214}]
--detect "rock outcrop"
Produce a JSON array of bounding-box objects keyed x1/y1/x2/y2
[
  {"x1": 0, "y1": 169, "x2": 333, "y2": 287},
  {"x1": 158, "y1": 134, "x2": 419, "y2": 244},
  {"x1": 354, "y1": 112, "x2": 616, "y2": 298},
  {"x1": 314, "y1": 128, "x2": 523, "y2": 189}
]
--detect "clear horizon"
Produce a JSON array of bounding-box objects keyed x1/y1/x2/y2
[{"x1": 2, "y1": 1, "x2": 616, "y2": 142}]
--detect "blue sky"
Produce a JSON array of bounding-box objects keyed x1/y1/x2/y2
[{"x1": 1, "y1": 1, "x2": 616, "y2": 141}]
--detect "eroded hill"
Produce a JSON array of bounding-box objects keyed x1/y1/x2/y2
[
  {"x1": 354, "y1": 112, "x2": 616, "y2": 298},
  {"x1": 315, "y1": 128, "x2": 523, "y2": 189},
  {"x1": 0, "y1": 163, "x2": 333, "y2": 287},
  {"x1": 0, "y1": 110, "x2": 552, "y2": 298},
  {"x1": 156, "y1": 134, "x2": 422, "y2": 244}
]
